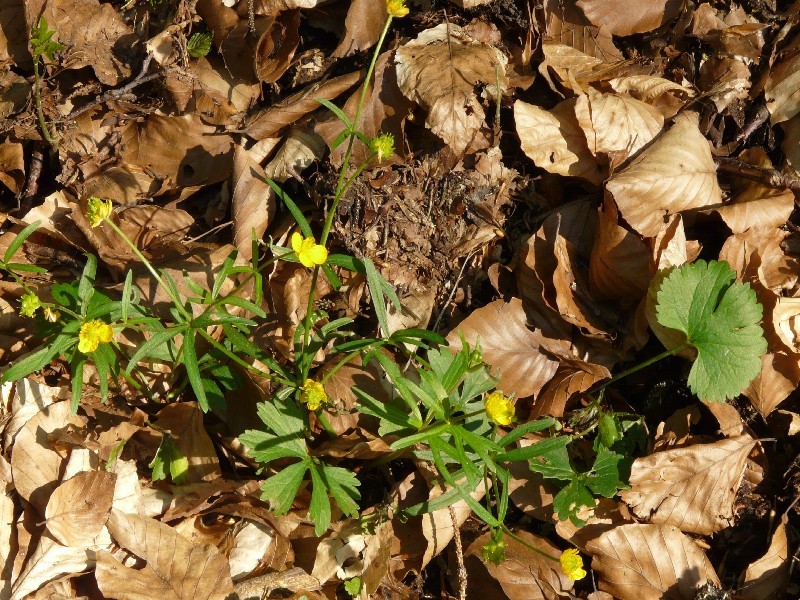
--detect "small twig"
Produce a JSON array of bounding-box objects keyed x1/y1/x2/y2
[
  {"x1": 17, "y1": 148, "x2": 45, "y2": 215},
  {"x1": 448, "y1": 504, "x2": 467, "y2": 600},
  {"x1": 715, "y1": 156, "x2": 800, "y2": 192},
  {"x1": 63, "y1": 53, "x2": 159, "y2": 122}
]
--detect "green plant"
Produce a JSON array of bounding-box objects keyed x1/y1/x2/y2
[
  {"x1": 30, "y1": 17, "x2": 64, "y2": 150},
  {"x1": 187, "y1": 32, "x2": 212, "y2": 58}
]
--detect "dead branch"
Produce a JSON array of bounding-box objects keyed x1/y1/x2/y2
[{"x1": 715, "y1": 156, "x2": 800, "y2": 192}]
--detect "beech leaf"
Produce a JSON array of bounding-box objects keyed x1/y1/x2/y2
[{"x1": 655, "y1": 260, "x2": 767, "y2": 402}]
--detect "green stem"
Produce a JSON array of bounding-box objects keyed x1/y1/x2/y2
[
  {"x1": 501, "y1": 527, "x2": 560, "y2": 563},
  {"x1": 197, "y1": 329, "x2": 291, "y2": 387},
  {"x1": 33, "y1": 59, "x2": 58, "y2": 149},
  {"x1": 591, "y1": 342, "x2": 691, "y2": 396}
]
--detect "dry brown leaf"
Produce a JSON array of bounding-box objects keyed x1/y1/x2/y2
[
  {"x1": 0, "y1": 2, "x2": 28, "y2": 67},
  {"x1": 10, "y1": 536, "x2": 93, "y2": 600},
  {"x1": 532, "y1": 356, "x2": 610, "y2": 418},
  {"x1": 698, "y1": 56, "x2": 751, "y2": 113},
  {"x1": 765, "y1": 52, "x2": 800, "y2": 125},
  {"x1": 542, "y1": 0, "x2": 621, "y2": 63},
  {"x1": 607, "y1": 113, "x2": 722, "y2": 238},
  {"x1": 45, "y1": 471, "x2": 115, "y2": 547},
  {"x1": 575, "y1": 88, "x2": 664, "y2": 169},
  {"x1": 395, "y1": 23, "x2": 507, "y2": 158},
  {"x1": 446, "y1": 298, "x2": 561, "y2": 399},
  {"x1": 743, "y1": 352, "x2": 800, "y2": 418},
  {"x1": 154, "y1": 403, "x2": 220, "y2": 484},
  {"x1": 116, "y1": 206, "x2": 194, "y2": 252},
  {"x1": 98, "y1": 510, "x2": 233, "y2": 600},
  {"x1": 740, "y1": 515, "x2": 790, "y2": 599},
  {"x1": 11, "y1": 401, "x2": 87, "y2": 514},
  {"x1": 589, "y1": 201, "x2": 652, "y2": 304},
  {"x1": 264, "y1": 128, "x2": 326, "y2": 182},
  {"x1": 247, "y1": 71, "x2": 362, "y2": 141},
  {"x1": 0, "y1": 71, "x2": 30, "y2": 119},
  {"x1": 515, "y1": 98, "x2": 605, "y2": 184},
  {"x1": 585, "y1": 523, "x2": 720, "y2": 600},
  {"x1": 719, "y1": 227, "x2": 799, "y2": 293},
  {"x1": 781, "y1": 114, "x2": 800, "y2": 175},
  {"x1": 332, "y1": 0, "x2": 385, "y2": 57},
  {"x1": 232, "y1": 144, "x2": 277, "y2": 261},
  {"x1": 44, "y1": 0, "x2": 134, "y2": 85},
  {"x1": 421, "y1": 480, "x2": 487, "y2": 569},
  {"x1": 606, "y1": 75, "x2": 694, "y2": 119},
  {"x1": 620, "y1": 435, "x2": 757, "y2": 535},
  {"x1": 0, "y1": 493, "x2": 14, "y2": 598},
  {"x1": 463, "y1": 530, "x2": 573, "y2": 599},
  {"x1": 0, "y1": 140, "x2": 24, "y2": 194},
  {"x1": 577, "y1": 0, "x2": 683, "y2": 36}
]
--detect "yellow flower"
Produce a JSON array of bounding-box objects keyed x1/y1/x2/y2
[
  {"x1": 291, "y1": 232, "x2": 328, "y2": 268},
  {"x1": 369, "y1": 133, "x2": 395, "y2": 162},
  {"x1": 86, "y1": 196, "x2": 112, "y2": 227},
  {"x1": 560, "y1": 548, "x2": 586, "y2": 581},
  {"x1": 386, "y1": 0, "x2": 409, "y2": 17},
  {"x1": 43, "y1": 307, "x2": 61, "y2": 322},
  {"x1": 78, "y1": 320, "x2": 114, "y2": 353},
  {"x1": 484, "y1": 391, "x2": 515, "y2": 426},
  {"x1": 19, "y1": 292, "x2": 41, "y2": 317},
  {"x1": 300, "y1": 379, "x2": 327, "y2": 411}
]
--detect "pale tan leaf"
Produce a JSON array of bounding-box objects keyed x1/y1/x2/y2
[
  {"x1": 515, "y1": 98, "x2": 605, "y2": 184},
  {"x1": 463, "y1": 530, "x2": 573, "y2": 600},
  {"x1": 781, "y1": 114, "x2": 800, "y2": 174},
  {"x1": 698, "y1": 56, "x2": 751, "y2": 113},
  {"x1": 228, "y1": 521, "x2": 276, "y2": 581},
  {"x1": 607, "y1": 75, "x2": 695, "y2": 119},
  {"x1": 585, "y1": 524, "x2": 720, "y2": 600},
  {"x1": 421, "y1": 481, "x2": 487, "y2": 569},
  {"x1": 395, "y1": 23, "x2": 507, "y2": 157},
  {"x1": 589, "y1": 201, "x2": 652, "y2": 304},
  {"x1": 264, "y1": 128, "x2": 326, "y2": 183},
  {"x1": 607, "y1": 113, "x2": 722, "y2": 238},
  {"x1": 772, "y1": 296, "x2": 800, "y2": 354},
  {"x1": 10, "y1": 536, "x2": 92, "y2": 600},
  {"x1": 765, "y1": 52, "x2": 800, "y2": 124},
  {"x1": 446, "y1": 298, "x2": 561, "y2": 399},
  {"x1": 575, "y1": 88, "x2": 664, "y2": 168},
  {"x1": 620, "y1": 435, "x2": 757, "y2": 535},
  {"x1": 5, "y1": 378, "x2": 70, "y2": 448},
  {"x1": 743, "y1": 352, "x2": 800, "y2": 418},
  {"x1": 45, "y1": 471, "x2": 115, "y2": 547},
  {"x1": 741, "y1": 515, "x2": 789, "y2": 600},
  {"x1": 719, "y1": 226, "x2": 799, "y2": 293},
  {"x1": 11, "y1": 402, "x2": 86, "y2": 514},
  {"x1": 231, "y1": 144, "x2": 277, "y2": 261},
  {"x1": 577, "y1": 0, "x2": 683, "y2": 36},
  {"x1": 100, "y1": 510, "x2": 233, "y2": 600},
  {"x1": 542, "y1": 0, "x2": 622, "y2": 63},
  {"x1": 0, "y1": 493, "x2": 14, "y2": 598}
]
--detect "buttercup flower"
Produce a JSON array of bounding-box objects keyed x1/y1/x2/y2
[
  {"x1": 560, "y1": 548, "x2": 586, "y2": 581},
  {"x1": 86, "y1": 196, "x2": 112, "y2": 227},
  {"x1": 386, "y1": 0, "x2": 409, "y2": 17},
  {"x1": 484, "y1": 391, "x2": 515, "y2": 426},
  {"x1": 369, "y1": 133, "x2": 395, "y2": 162},
  {"x1": 78, "y1": 320, "x2": 114, "y2": 353},
  {"x1": 19, "y1": 292, "x2": 41, "y2": 317},
  {"x1": 291, "y1": 232, "x2": 328, "y2": 268},
  {"x1": 300, "y1": 379, "x2": 327, "y2": 411},
  {"x1": 43, "y1": 306, "x2": 61, "y2": 322}
]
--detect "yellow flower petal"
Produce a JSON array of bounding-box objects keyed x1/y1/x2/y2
[
  {"x1": 301, "y1": 379, "x2": 327, "y2": 410},
  {"x1": 560, "y1": 548, "x2": 586, "y2": 581},
  {"x1": 86, "y1": 196, "x2": 113, "y2": 228},
  {"x1": 78, "y1": 320, "x2": 114, "y2": 354},
  {"x1": 291, "y1": 231, "x2": 303, "y2": 253},
  {"x1": 307, "y1": 244, "x2": 328, "y2": 265},
  {"x1": 484, "y1": 391, "x2": 515, "y2": 426},
  {"x1": 291, "y1": 233, "x2": 328, "y2": 268}
]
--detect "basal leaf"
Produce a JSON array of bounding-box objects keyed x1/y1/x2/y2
[{"x1": 655, "y1": 260, "x2": 767, "y2": 402}]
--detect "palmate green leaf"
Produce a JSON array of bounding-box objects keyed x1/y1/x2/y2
[{"x1": 655, "y1": 260, "x2": 767, "y2": 402}]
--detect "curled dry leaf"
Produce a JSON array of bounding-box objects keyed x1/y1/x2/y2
[
  {"x1": 719, "y1": 227, "x2": 799, "y2": 293},
  {"x1": 532, "y1": 356, "x2": 610, "y2": 419},
  {"x1": 11, "y1": 401, "x2": 87, "y2": 515},
  {"x1": 585, "y1": 523, "x2": 720, "y2": 600},
  {"x1": 463, "y1": 530, "x2": 573, "y2": 600},
  {"x1": 98, "y1": 509, "x2": 234, "y2": 600},
  {"x1": 45, "y1": 470, "x2": 116, "y2": 547},
  {"x1": 743, "y1": 352, "x2": 800, "y2": 418},
  {"x1": 395, "y1": 23, "x2": 508, "y2": 158},
  {"x1": 740, "y1": 515, "x2": 789, "y2": 600},
  {"x1": 10, "y1": 535, "x2": 93, "y2": 600},
  {"x1": 607, "y1": 113, "x2": 722, "y2": 238},
  {"x1": 606, "y1": 75, "x2": 694, "y2": 119},
  {"x1": 620, "y1": 435, "x2": 757, "y2": 535},
  {"x1": 515, "y1": 98, "x2": 605, "y2": 184},
  {"x1": 232, "y1": 144, "x2": 277, "y2": 261},
  {"x1": 575, "y1": 88, "x2": 664, "y2": 169},
  {"x1": 542, "y1": 1, "x2": 621, "y2": 63},
  {"x1": 0, "y1": 140, "x2": 24, "y2": 194},
  {"x1": 765, "y1": 52, "x2": 800, "y2": 125},
  {"x1": 446, "y1": 298, "x2": 561, "y2": 399},
  {"x1": 332, "y1": 0, "x2": 385, "y2": 57},
  {"x1": 577, "y1": 0, "x2": 683, "y2": 36}
]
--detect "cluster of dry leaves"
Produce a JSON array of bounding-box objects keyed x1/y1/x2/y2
[{"x1": 2, "y1": 0, "x2": 800, "y2": 598}]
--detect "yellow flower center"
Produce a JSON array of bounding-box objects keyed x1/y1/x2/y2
[{"x1": 78, "y1": 320, "x2": 114, "y2": 353}]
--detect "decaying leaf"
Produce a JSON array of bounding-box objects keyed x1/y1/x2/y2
[
  {"x1": 45, "y1": 470, "x2": 115, "y2": 547},
  {"x1": 620, "y1": 435, "x2": 757, "y2": 534},
  {"x1": 585, "y1": 523, "x2": 720, "y2": 600},
  {"x1": 740, "y1": 515, "x2": 790, "y2": 600},
  {"x1": 577, "y1": 0, "x2": 684, "y2": 36},
  {"x1": 396, "y1": 23, "x2": 508, "y2": 158}
]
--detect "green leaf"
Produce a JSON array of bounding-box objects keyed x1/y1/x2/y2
[
  {"x1": 552, "y1": 478, "x2": 595, "y2": 527},
  {"x1": 260, "y1": 460, "x2": 309, "y2": 514},
  {"x1": 181, "y1": 332, "x2": 208, "y2": 411},
  {"x1": 587, "y1": 446, "x2": 630, "y2": 497},
  {"x1": 4, "y1": 221, "x2": 40, "y2": 264},
  {"x1": 187, "y1": 32, "x2": 213, "y2": 58},
  {"x1": 655, "y1": 260, "x2": 767, "y2": 402},
  {"x1": 77, "y1": 254, "x2": 97, "y2": 316},
  {"x1": 149, "y1": 435, "x2": 189, "y2": 484},
  {"x1": 343, "y1": 577, "x2": 361, "y2": 597}
]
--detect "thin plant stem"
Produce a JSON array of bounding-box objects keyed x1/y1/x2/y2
[
  {"x1": 590, "y1": 342, "x2": 691, "y2": 395},
  {"x1": 33, "y1": 59, "x2": 58, "y2": 149},
  {"x1": 501, "y1": 527, "x2": 560, "y2": 563}
]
